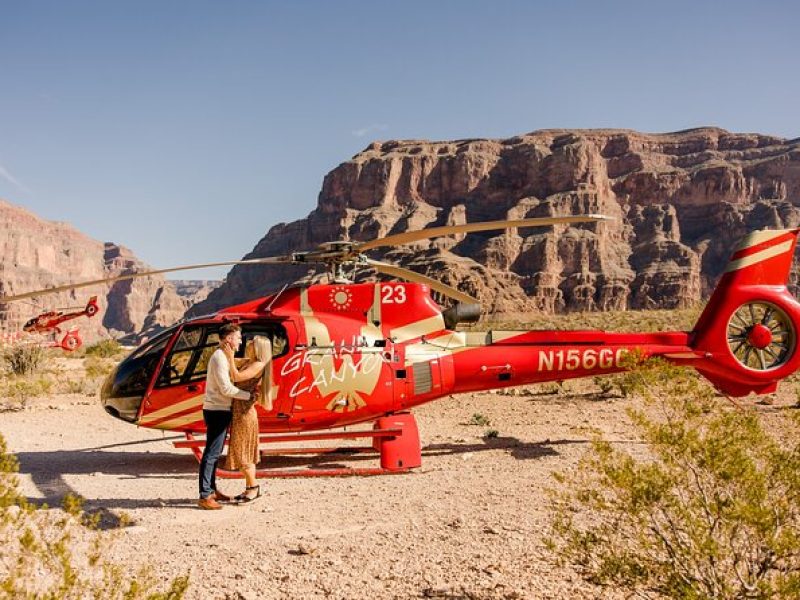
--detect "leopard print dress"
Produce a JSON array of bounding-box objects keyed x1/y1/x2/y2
[{"x1": 226, "y1": 379, "x2": 260, "y2": 470}]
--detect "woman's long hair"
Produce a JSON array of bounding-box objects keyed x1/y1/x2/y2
[{"x1": 252, "y1": 335, "x2": 273, "y2": 410}]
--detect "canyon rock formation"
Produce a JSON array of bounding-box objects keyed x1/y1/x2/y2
[
  {"x1": 192, "y1": 127, "x2": 800, "y2": 320},
  {"x1": 0, "y1": 200, "x2": 203, "y2": 343},
  {"x1": 171, "y1": 280, "x2": 223, "y2": 306},
  {"x1": 5, "y1": 126, "x2": 799, "y2": 339}
]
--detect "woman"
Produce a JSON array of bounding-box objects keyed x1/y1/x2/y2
[{"x1": 223, "y1": 335, "x2": 272, "y2": 503}]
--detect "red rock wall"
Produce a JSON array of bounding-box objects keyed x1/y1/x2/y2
[
  {"x1": 193, "y1": 128, "x2": 800, "y2": 319},
  {"x1": 0, "y1": 199, "x2": 188, "y2": 343}
]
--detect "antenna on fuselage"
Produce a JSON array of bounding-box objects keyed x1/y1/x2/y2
[{"x1": 264, "y1": 283, "x2": 290, "y2": 313}]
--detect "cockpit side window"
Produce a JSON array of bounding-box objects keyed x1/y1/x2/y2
[
  {"x1": 173, "y1": 327, "x2": 204, "y2": 351},
  {"x1": 186, "y1": 329, "x2": 220, "y2": 383},
  {"x1": 156, "y1": 325, "x2": 214, "y2": 387},
  {"x1": 155, "y1": 322, "x2": 289, "y2": 388},
  {"x1": 238, "y1": 324, "x2": 289, "y2": 360}
]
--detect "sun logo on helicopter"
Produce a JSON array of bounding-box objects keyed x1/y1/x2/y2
[{"x1": 328, "y1": 286, "x2": 353, "y2": 311}]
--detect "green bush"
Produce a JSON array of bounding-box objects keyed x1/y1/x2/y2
[
  {"x1": 539, "y1": 382, "x2": 563, "y2": 395},
  {"x1": 548, "y1": 361, "x2": 800, "y2": 599},
  {"x1": 0, "y1": 433, "x2": 189, "y2": 598},
  {"x1": 3, "y1": 344, "x2": 45, "y2": 376},
  {"x1": 6, "y1": 375, "x2": 53, "y2": 399},
  {"x1": 0, "y1": 435, "x2": 22, "y2": 509},
  {"x1": 0, "y1": 375, "x2": 55, "y2": 410},
  {"x1": 468, "y1": 413, "x2": 491, "y2": 426},
  {"x1": 592, "y1": 376, "x2": 615, "y2": 397},
  {"x1": 84, "y1": 340, "x2": 124, "y2": 359},
  {"x1": 84, "y1": 356, "x2": 115, "y2": 379}
]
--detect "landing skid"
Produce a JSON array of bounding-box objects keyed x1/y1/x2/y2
[{"x1": 174, "y1": 412, "x2": 421, "y2": 478}]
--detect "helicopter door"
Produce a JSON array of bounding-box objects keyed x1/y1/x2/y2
[
  {"x1": 139, "y1": 324, "x2": 217, "y2": 431},
  {"x1": 236, "y1": 323, "x2": 291, "y2": 418}
]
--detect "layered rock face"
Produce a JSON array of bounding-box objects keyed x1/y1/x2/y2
[
  {"x1": 192, "y1": 128, "x2": 800, "y2": 319},
  {"x1": 0, "y1": 199, "x2": 189, "y2": 342},
  {"x1": 102, "y1": 243, "x2": 190, "y2": 339},
  {"x1": 171, "y1": 280, "x2": 223, "y2": 306}
]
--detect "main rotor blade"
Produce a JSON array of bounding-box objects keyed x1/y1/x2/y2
[
  {"x1": 366, "y1": 258, "x2": 479, "y2": 305},
  {"x1": 356, "y1": 214, "x2": 611, "y2": 252},
  {"x1": 0, "y1": 256, "x2": 292, "y2": 304}
]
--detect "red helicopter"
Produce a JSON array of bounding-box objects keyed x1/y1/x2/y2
[
  {"x1": 3, "y1": 216, "x2": 800, "y2": 477},
  {"x1": 20, "y1": 296, "x2": 99, "y2": 351}
]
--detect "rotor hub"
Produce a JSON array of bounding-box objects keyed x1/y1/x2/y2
[{"x1": 746, "y1": 323, "x2": 773, "y2": 349}]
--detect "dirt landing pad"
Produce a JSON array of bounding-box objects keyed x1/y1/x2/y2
[{"x1": 5, "y1": 385, "x2": 790, "y2": 599}]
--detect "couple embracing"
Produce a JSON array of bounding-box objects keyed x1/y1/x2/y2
[{"x1": 197, "y1": 323, "x2": 272, "y2": 510}]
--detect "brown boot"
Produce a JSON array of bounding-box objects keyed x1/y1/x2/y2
[
  {"x1": 197, "y1": 496, "x2": 223, "y2": 510},
  {"x1": 212, "y1": 489, "x2": 232, "y2": 503}
]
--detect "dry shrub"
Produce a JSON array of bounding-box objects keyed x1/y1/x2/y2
[
  {"x1": 84, "y1": 355, "x2": 115, "y2": 380},
  {"x1": 468, "y1": 413, "x2": 491, "y2": 426},
  {"x1": 0, "y1": 371, "x2": 59, "y2": 411},
  {"x1": 0, "y1": 433, "x2": 188, "y2": 598},
  {"x1": 548, "y1": 360, "x2": 800, "y2": 599},
  {"x1": 592, "y1": 375, "x2": 615, "y2": 397},
  {"x1": 84, "y1": 340, "x2": 124, "y2": 359},
  {"x1": 3, "y1": 344, "x2": 45, "y2": 376},
  {"x1": 57, "y1": 377, "x2": 96, "y2": 396},
  {"x1": 0, "y1": 375, "x2": 55, "y2": 411}
]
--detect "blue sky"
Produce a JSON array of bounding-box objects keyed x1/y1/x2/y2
[{"x1": 1, "y1": 1, "x2": 798, "y2": 280}]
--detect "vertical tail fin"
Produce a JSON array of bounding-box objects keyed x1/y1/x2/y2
[{"x1": 691, "y1": 228, "x2": 800, "y2": 396}]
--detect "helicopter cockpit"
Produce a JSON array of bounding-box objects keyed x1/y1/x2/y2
[{"x1": 100, "y1": 320, "x2": 289, "y2": 423}]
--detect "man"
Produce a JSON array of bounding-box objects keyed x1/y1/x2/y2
[{"x1": 198, "y1": 323, "x2": 252, "y2": 510}]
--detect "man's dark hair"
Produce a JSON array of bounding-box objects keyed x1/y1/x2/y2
[{"x1": 218, "y1": 323, "x2": 241, "y2": 340}]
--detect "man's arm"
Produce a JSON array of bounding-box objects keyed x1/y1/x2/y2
[{"x1": 209, "y1": 351, "x2": 250, "y2": 400}]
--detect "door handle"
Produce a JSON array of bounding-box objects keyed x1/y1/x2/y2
[{"x1": 188, "y1": 384, "x2": 200, "y2": 392}]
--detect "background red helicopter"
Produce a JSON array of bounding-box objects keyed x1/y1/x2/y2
[
  {"x1": 21, "y1": 296, "x2": 99, "y2": 351},
  {"x1": 0, "y1": 295, "x2": 99, "y2": 352},
  {"x1": 3, "y1": 216, "x2": 800, "y2": 478}
]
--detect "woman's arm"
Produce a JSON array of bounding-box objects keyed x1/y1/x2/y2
[
  {"x1": 236, "y1": 360, "x2": 267, "y2": 381},
  {"x1": 222, "y1": 346, "x2": 265, "y2": 382}
]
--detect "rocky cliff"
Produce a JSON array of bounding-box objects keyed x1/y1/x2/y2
[
  {"x1": 192, "y1": 127, "x2": 800, "y2": 319},
  {"x1": 0, "y1": 199, "x2": 190, "y2": 342},
  {"x1": 171, "y1": 280, "x2": 223, "y2": 306}
]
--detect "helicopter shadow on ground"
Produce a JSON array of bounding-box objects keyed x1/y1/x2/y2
[
  {"x1": 253, "y1": 435, "x2": 581, "y2": 470},
  {"x1": 421, "y1": 436, "x2": 584, "y2": 461},
  {"x1": 14, "y1": 436, "x2": 597, "y2": 521},
  {"x1": 15, "y1": 437, "x2": 200, "y2": 524}
]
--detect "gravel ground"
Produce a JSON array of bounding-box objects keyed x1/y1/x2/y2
[{"x1": 2, "y1": 380, "x2": 796, "y2": 599}]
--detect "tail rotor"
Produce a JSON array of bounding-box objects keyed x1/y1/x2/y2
[{"x1": 726, "y1": 301, "x2": 795, "y2": 371}]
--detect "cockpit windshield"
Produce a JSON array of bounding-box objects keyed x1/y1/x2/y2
[{"x1": 107, "y1": 325, "x2": 177, "y2": 398}]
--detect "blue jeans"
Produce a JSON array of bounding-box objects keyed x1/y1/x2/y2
[{"x1": 198, "y1": 409, "x2": 232, "y2": 499}]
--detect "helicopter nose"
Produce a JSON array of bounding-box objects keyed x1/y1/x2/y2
[{"x1": 100, "y1": 369, "x2": 143, "y2": 423}]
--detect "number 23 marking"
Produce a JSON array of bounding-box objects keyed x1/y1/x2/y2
[{"x1": 381, "y1": 284, "x2": 407, "y2": 304}]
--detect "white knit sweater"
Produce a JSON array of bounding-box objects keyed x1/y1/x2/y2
[{"x1": 203, "y1": 348, "x2": 249, "y2": 411}]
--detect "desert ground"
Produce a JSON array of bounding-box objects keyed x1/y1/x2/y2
[{"x1": 2, "y1": 367, "x2": 798, "y2": 600}]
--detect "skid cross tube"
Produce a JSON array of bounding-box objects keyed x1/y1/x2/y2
[
  {"x1": 174, "y1": 428, "x2": 403, "y2": 449},
  {"x1": 179, "y1": 425, "x2": 414, "y2": 478}
]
